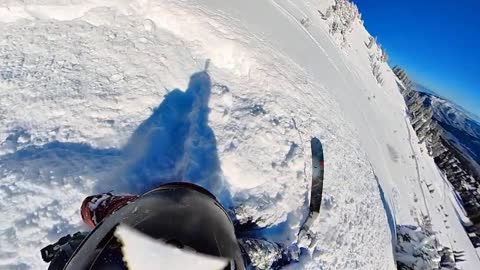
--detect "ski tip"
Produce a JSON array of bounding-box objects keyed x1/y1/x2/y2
[{"x1": 311, "y1": 137, "x2": 323, "y2": 150}]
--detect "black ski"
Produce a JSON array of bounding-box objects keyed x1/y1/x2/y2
[
  {"x1": 298, "y1": 137, "x2": 324, "y2": 244},
  {"x1": 310, "y1": 137, "x2": 324, "y2": 215}
]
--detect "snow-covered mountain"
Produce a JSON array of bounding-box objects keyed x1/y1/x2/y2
[
  {"x1": 0, "y1": 0, "x2": 479, "y2": 269},
  {"x1": 420, "y1": 91, "x2": 480, "y2": 173}
]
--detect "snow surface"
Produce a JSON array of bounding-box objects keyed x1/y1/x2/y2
[{"x1": 0, "y1": 0, "x2": 478, "y2": 269}]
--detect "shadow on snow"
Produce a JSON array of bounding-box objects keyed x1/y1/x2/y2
[
  {"x1": 0, "y1": 71, "x2": 232, "y2": 209},
  {"x1": 104, "y1": 71, "x2": 232, "y2": 207},
  {"x1": 374, "y1": 174, "x2": 397, "y2": 257}
]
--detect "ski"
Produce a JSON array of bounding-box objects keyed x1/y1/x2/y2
[
  {"x1": 309, "y1": 137, "x2": 324, "y2": 215},
  {"x1": 298, "y1": 137, "x2": 324, "y2": 245}
]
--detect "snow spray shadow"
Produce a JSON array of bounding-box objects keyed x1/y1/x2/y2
[
  {"x1": 0, "y1": 71, "x2": 233, "y2": 238},
  {"x1": 374, "y1": 174, "x2": 397, "y2": 255},
  {"x1": 99, "y1": 71, "x2": 233, "y2": 208}
]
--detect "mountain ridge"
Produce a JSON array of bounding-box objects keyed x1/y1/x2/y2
[
  {"x1": 419, "y1": 90, "x2": 480, "y2": 171},
  {"x1": 415, "y1": 82, "x2": 480, "y2": 123}
]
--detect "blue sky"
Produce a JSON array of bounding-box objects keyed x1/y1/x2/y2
[{"x1": 352, "y1": 0, "x2": 480, "y2": 117}]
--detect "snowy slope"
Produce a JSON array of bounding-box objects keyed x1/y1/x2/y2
[{"x1": 0, "y1": 0, "x2": 478, "y2": 269}]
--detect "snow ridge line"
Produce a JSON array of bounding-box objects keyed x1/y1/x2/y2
[
  {"x1": 271, "y1": 0, "x2": 373, "y2": 110},
  {"x1": 404, "y1": 117, "x2": 431, "y2": 219},
  {"x1": 280, "y1": 0, "x2": 367, "y2": 84},
  {"x1": 270, "y1": 0, "x2": 338, "y2": 72}
]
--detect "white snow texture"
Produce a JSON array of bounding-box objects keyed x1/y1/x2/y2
[{"x1": 0, "y1": 0, "x2": 478, "y2": 269}]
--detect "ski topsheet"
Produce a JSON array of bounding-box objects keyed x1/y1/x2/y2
[
  {"x1": 298, "y1": 137, "x2": 324, "y2": 243},
  {"x1": 310, "y1": 137, "x2": 324, "y2": 215}
]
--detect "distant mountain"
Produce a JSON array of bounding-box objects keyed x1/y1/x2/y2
[
  {"x1": 415, "y1": 82, "x2": 480, "y2": 123},
  {"x1": 415, "y1": 82, "x2": 438, "y2": 96},
  {"x1": 418, "y1": 89, "x2": 480, "y2": 172}
]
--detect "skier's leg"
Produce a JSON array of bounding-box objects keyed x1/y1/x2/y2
[
  {"x1": 41, "y1": 193, "x2": 138, "y2": 268},
  {"x1": 81, "y1": 193, "x2": 138, "y2": 228}
]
